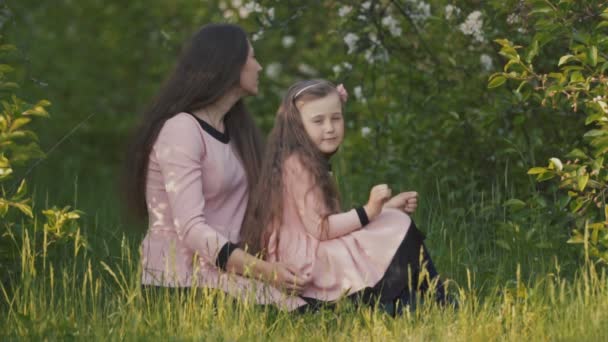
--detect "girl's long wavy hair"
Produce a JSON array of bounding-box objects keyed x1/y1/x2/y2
[
  {"x1": 124, "y1": 24, "x2": 263, "y2": 223},
  {"x1": 240, "y1": 79, "x2": 342, "y2": 256}
]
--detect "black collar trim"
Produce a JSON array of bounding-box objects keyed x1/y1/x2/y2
[{"x1": 186, "y1": 112, "x2": 230, "y2": 144}]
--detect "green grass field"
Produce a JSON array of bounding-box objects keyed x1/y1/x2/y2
[{"x1": 2, "y1": 171, "x2": 607, "y2": 341}]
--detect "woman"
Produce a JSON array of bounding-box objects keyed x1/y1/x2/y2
[{"x1": 125, "y1": 23, "x2": 307, "y2": 310}]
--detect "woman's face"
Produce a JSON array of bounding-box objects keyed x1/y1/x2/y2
[
  {"x1": 297, "y1": 92, "x2": 345, "y2": 155},
  {"x1": 239, "y1": 43, "x2": 263, "y2": 95}
]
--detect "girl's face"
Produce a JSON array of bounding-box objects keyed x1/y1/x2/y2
[
  {"x1": 239, "y1": 43, "x2": 263, "y2": 95},
  {"x1": 297, "y1": 92, "x2": 344, "y2": 155}
]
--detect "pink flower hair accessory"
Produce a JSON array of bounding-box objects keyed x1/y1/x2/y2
[{"x1": 336, "y1": 84, "x2": 348, "y2": 103}]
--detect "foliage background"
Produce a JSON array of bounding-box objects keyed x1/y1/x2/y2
[{"x1": 3, "y1": 0, "x2": 604, "y2": 292}]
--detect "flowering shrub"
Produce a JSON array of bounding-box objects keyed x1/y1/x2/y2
[{"x1": 491, "y1": 0, "x2": 608, "y2": 264}]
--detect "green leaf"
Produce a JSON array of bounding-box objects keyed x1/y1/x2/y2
[
  {"x1": 528, "y1": 167, "x2": 548, "y2": 174},
  {"x1": 9, "y1": 117, "x2": 31, "y2": 132},
  {"x1": 530, "y1": 6, "x2": 553, "y2": 15},
  {"x1": 565, "y1": 148, "x2": 589, "y2": 160},
  {"x1": 567, "y1": 232, "x2": 585, "y2": 244},
  {"x1": 0, "y1": 64, "x2": 14, "y2": 74},
  {"x1": 570, "y1": 71, "x2": 584, "y2": 83},
  {"x1": 585, "y1": 112, "x2": 607, "y2": 125},
  {"x1": 488, "y1": 75, "x2": 506, "y2": 88},
  {"x1": 504, "y1": 198, "x2": 526, "y2": 211},
  {"x1": 494, "y1": 39, "x2": 513, "y2": 47},
  {"x1": 558, "y1": 55, "x2": 576, "y2": 66},
  {"x1": 537, "y1": 172, "x2": 556, "y2": 182},
  {"x1": 10, "y1": 201, "x2": 33, "y2": 218},
  {"x1": 588, "y1": 46, "x2": 598, "y2": 67},
  {"x1": 0, "y1": 166, "x2": 12, "y2": 180},
  {"x1": 526, "y1": 40, "x2": 539, "y2": 64},
  {"x1": 597, "y1": 21, "x2": 608, "y2": 29},
  {"x1": 578, "y1": 174, "x2": 589, "y2": 191},
  {"x1": 22, "y1": 105, "x2": 50, "y2": 117},
  {"x1": 499, "y1": 46, "x2": 520, "y2": 61},
  {"x1": 584, "y1": 129, "x2": 608, "y2": 138}
]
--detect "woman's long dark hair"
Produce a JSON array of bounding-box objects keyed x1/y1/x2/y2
[
  {"x1": 124, "y1": 23, "x2": 263, "y2": 221},
  {"x1": 240, "y1": 79, "x2": 342, "y2": 256}
]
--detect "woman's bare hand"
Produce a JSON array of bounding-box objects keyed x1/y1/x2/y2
[{"x1": 262, "y1": 261, "x2": 311, "y2": 294}]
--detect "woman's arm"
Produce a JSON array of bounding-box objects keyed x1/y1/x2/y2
[
  {"x1": 153, "y1": 115, "x2": 230, "y2": 263},
  {"x1": 225, "y1": 249, "x2": 309, "y2": 293},
  {"x1": 154, "y1": 116, "x2": 307, "y2": 291}
]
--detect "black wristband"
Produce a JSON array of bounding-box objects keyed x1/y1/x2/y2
[
  {"x1": 355, "y1": 206, "x2": 370, "y2": 226},
  {"x1": 216, "y1": 242, "x2": 239, "y2": 271}
]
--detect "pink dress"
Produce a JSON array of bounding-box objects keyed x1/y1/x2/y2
[
  {"x1": 141, "y1": 112, "x2": 305, "y2": 310},
  {"x1": 266, "y1": 154, "x2": 412, "y2": 301}
]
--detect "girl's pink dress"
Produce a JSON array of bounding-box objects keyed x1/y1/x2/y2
[
  {"x1": 140, "y1": 112, "x2": 305, "y2": 310},
  {"x1": 266, "y1": 154, "x2": 412, "y2": 301}
]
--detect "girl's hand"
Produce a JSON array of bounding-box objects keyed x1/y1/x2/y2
[
  {"x1": 364, "y1": 184, "x2": 392, "y2": 220},
  {"x1": 384, "y1": 191, "x2": 418, "y2": 214},
  {"x1": 262, "y1": 261, "x2": 311, "y2": 295}
]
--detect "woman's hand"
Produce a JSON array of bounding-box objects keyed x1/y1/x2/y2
[
  {"x1": 384, "y1": 191, "x2": 418, "y2": 214},
  {"x1": 364, "y1": 184, "x2": 392, "y2": 220},
  {"x1": 261, "y1": 261, "x2": 311, "y2": 295}
]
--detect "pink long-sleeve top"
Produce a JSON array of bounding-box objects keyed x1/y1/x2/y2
[
  {"x1": 266, "y1": 154, "x2": 411, "y2": 301},
  {"x1": 141, "y1": 112, "x2": 305, "y2": 310}
]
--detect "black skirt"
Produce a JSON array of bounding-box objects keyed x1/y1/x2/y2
[{"x1": 298, "y1": 221, "x2": 427, "y2": 313}]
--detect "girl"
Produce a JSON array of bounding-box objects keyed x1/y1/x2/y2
[{"x1": 241, "y1": 79, "x2": 446, "y2": 312}]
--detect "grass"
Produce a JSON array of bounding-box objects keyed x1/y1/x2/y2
[
  {"x1": 2, "y1": 233, "x2": 607, "y2": 341},
  {"x1": 1, "y1": 163, "x2": 603, "y2": 340}
]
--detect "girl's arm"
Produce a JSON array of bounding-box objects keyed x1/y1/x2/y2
[{"x1": 285, "y1": 155, "x2": 369, "y2": 241}]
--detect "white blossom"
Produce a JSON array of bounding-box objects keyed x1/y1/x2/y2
[
  {"x1": 506, "y1": 13, "x2": 520, "y2": 25},
  {"x1": 342, "y1": 62, "x2": 352, "y2": 70},
  {"x1": 344, "y1": 33, "x2": 359, "y2": 54},
  {"x1": 381, "y1": 15, "x2": 402, "y2": 37},
  {"x1": 406, "y1": 0, "x2": 431, "y2": 23},
  {"x1": 445, "y1": 4, "x2": 460, "y2": 20},
  {"x1": 361, "y1": 126, "x2": 372, "y2": 137},
  {"x1": 223, "y1": 9, "x2": 235, "y2": 18},
  {"x1": 297, "y1": 63, "x2": 317, "y2": 76},
  {"x1": 238, "y1": 7, "x2": 250, "y2": 18},
  {"x1": 480, "y1": 53, "x2": 493, "y2": 71},
  {"x1": 265, "y1": 62, "x2": 281, "y2": 79},
  {"x1": 353, "y1": 86, "x2": 364, "y2": 101},
  {"x1": 267, "y1": 7, "x2": 275, "y2": 20},
  {"x1": 231, "y1": 0, "x2": 242, "y2": 7},
  {"x1": 459, "y1": 11, "x2": 485, "y2": 43},
  {"x1": 252, "y1": 30, "x2": 264, "y2": 42},
  {"x1": 281, "y1": 35, "x2": 295, "y2": 48},
  {"x1": 361, "y1": 1, "x2": 372, "y2": 10},
  {"x1": 549, "y1": 158, "x2": 563, "y2": 171},
  {"x1": 338, "y1": 5, "x2": 353, "y2": 17},
  {"x1": 332, "y1": 64, "x2": 342, "y2": 74},
  {"x1": 244, "y1": 1, "x2": 263, "y2": 13},
  {"x1": 363, "y1": 48, "x2": 389, "y2": 64},
  {"x1": 364, "y1": 50, "x2": 373, "y2": 64},
  {"x1": 368, "y1": 31, "x2": 379, "y2": 45}
]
